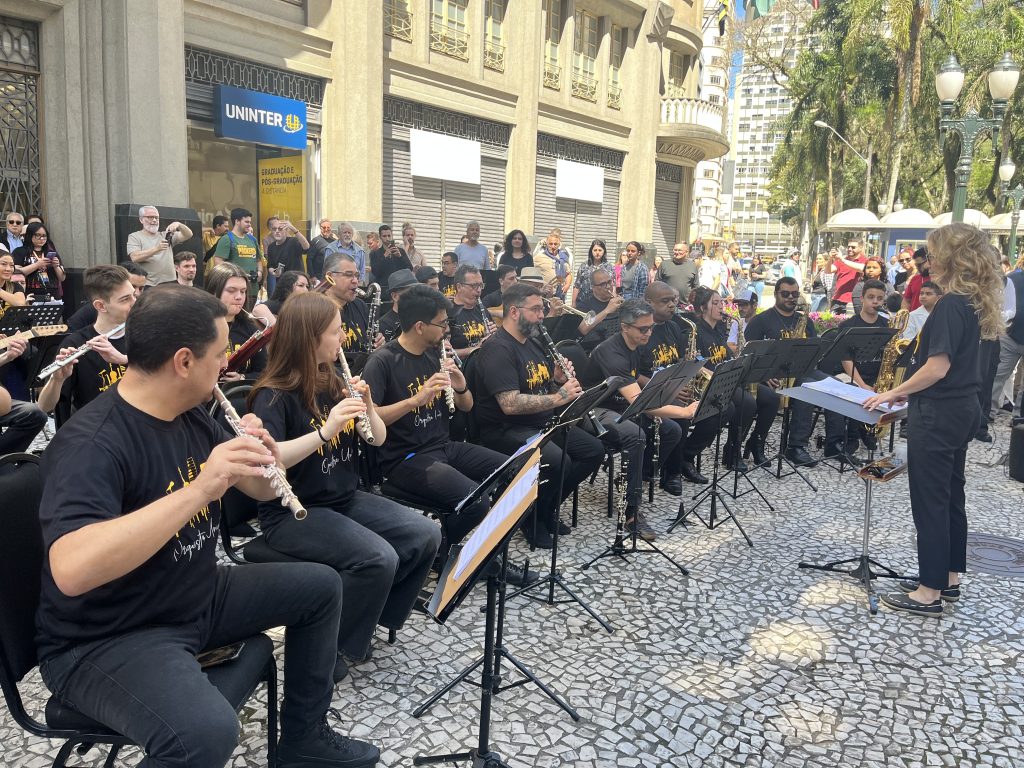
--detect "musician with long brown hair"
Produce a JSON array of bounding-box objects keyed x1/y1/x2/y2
[
  {"x1": 866, "y1": 223, "x2": 1004, "y2": 617},
  {"x1": 249, "y1": 291, "x2": 440, "y2": 678},
  {"x1": 205, "y1": 262, "x2": 266, "y2": 378}
]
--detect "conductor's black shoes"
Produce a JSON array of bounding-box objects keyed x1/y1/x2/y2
[
  {"x1": 898, "y1": 580, "x2": 961, "y2": 603},
  {"x1": 879, "y1": 591, "x2": 943, "y2": 617},
  {"x1": 279, "y1": 717, "x2": 380, "y2": 767},
  {"x1": 785, "y1": 447, "x2": 818, "y2": 467}
]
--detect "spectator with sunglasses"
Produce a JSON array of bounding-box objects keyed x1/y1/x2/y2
[{"x1": 893, "y1": 248, "x2": 917, "y2": 294}]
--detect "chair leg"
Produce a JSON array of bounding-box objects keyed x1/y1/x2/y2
[
  {"x1": 571, "y1": 486, "x2": 578, "y2": 528},
  {"x1": 103, "y1": 745, "x2": 121, "y2": 768},
  {"x1": 266, "y1": 658, "x2": 278, "y2": 768},
  {"x1": 388, "y1": 628, "x2": 397, "y2": 645}
]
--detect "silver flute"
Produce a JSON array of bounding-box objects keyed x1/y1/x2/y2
[
  {"x1": 38, "y1": 322, "x2": 127, "y2": 380},
  {"x1": 439, "y1": 343, "x2": 456, "y2": 414},
  {"x1": 336, "y1": 349, "x2": 375, "y2": 444},
  {"x1": 212, "y1": 385, "x2": 307, "y2": 521}
]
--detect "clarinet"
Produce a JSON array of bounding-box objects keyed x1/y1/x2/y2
[
  {"x1": 212, "y1": 385, "x2": 307, "y2": 521},
  {"x1": 439, "y1": 342, "x2": 456, "y2": 414},
  {"x1": 536, "y1": 324, "x2": 607, "y2": 438},
  {"x1": 336, "y1": 349, "x2": 375, "y2": 444},
  {"x1": 362, "y1": 283, "x2": 382, "y2": 353},
  {"x1": 478, "y1": 297, "x2": 497, "y2": 339},
  {"x1": 38, "y1": 322, "x2": 127, "y2": 379}
]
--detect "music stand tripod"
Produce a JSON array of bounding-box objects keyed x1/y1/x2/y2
[
  {"x1": 724, "y1": 343, "x2": 780, "y2": 511},
  {"x1": 581, "y1": 360, "x2": 705, "y2": 577},
  {"x1": 667, "y1": 358, "x2": 753, "y2": 546},
  {"x1": 413, "y1": 431, "x2": 578, "y2": 725},
  {"x1": 784, "y1": 383, "x2": 914, "y2": 614},
  {"x1": 507, "y1": 379, "x2": 617, "y2": 633}
]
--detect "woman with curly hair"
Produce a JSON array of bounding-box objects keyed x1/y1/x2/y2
[
  {"x1": 866, "y1": 223, "x2": 1004, "y2": 617},
  {"x1": 498, "y1": 229, "x2": 533, "y2": 274}
]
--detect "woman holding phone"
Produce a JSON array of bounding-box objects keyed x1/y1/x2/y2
[
  {"x1": 13, "y1": 221, "x2": 65, "y2": 301},
  {"x1": 865, "y1": 223, "x2": 1003, "y2": 617}
]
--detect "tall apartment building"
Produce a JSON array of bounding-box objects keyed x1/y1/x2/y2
[
  {"x1": 726, "y1": 2, "x2": 812, "y2": 258},
  {"x1": 689, "y1": 0, "x2": 733, "y2": 240}
]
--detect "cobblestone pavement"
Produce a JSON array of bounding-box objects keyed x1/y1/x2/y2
[{"x1": 3, "y1": 414, "x2": 1023, "y2": 767}]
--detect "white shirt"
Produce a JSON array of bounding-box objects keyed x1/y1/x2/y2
[{"x1": 902, "y1": 306, "x2": 930, "y2": 341}]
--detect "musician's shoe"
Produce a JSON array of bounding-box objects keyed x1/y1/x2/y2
[
  {"x1": 898, "y1": 580, "x2": 961, "y2": 603},
  {"x1": 744, "y1": 440, "x2": 769, "y2": 467},
  {"x1": 879, "y1": 591, "x2": 944, "y2": 618},
  {"x1": 824, "y1": 444, "x2": 864, "y2": 467},
  {"x1": 505, "y1": 561, "x2": 539, "y2": 587},
  {"x1": 659, "y1": 473, "x2": 683, "y2": 496},
  {"x1": 974, "y1": 427, "x2": 993, "y2": 443},
  {"x1": 333, "y1": 654, "x2": 349, "y2": 684},
  {"x1": 680, "y1": 461, "x2": 708, "y2": 485},
  {"x1": 625, "y1": 512, "x2": 657, "y2": 542},
  {"x1": 278, "y1": 714, "x2": 381, "y2": 767},
  {"x1": 784, "y1": 447, "x2": 818, "y2": 467},
  {"x1": 520, "y1": 522, "x2": 554, "y2": 550},
  {"x1": 722, "y1": 450, "x2": 749, "y2": 472},
  {"x1": 545, "y1": 519, "x2": 572, "y2": 536}
]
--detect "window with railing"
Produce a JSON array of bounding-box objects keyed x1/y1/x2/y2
[
  {"x1": 384, "y1": 0, "x2": 413, "y2": 41},
  {"x1": 710, "y1": 75, "x2": 723, "y2": 85},
  {"x1": 571, "y1": 10, "x2": 598, "y2": 101},
  {"x1": 430, "y1": 0, "x2": 469, "y2": 61},
  {"x1": 608, "y1": 24, "x2": 625, "y2": 109},
  {"x1": 483, "y1": 0, "x2": 506, "y2": 71},
  {"x1": 542, "y1": 0, "x2": 562, "y2": 89},
  {"x1": 666, "y1": 52, "x2": 687, "y2": 98}
]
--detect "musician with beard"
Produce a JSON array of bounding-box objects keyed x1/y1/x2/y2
[{"x1": 472, "y1": 282, "x2": 605, "y2": 549}]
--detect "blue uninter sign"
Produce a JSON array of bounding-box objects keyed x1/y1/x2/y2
[{"x1": 214, "y1": 85, "x2": 307, "y2": 150}]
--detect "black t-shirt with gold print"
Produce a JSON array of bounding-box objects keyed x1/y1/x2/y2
[
  {"x1": 694, "y1": 318, "x2": 732, "y2": 370},
  {"x1": 640, "y1": 319, "x2": 692, "y2": 376},
  {"x1": 60, "y1": 327, "x2": 128, "y2": 410},
  {"x1": 474, "y1": 328, "x2": 554, "y2": 429},
  {"x1": 449, "y1": 303, "x2": 490, "y2": 350}
]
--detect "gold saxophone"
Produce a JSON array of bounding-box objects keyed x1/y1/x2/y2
[
  {"x1": 777, "y1": 312, "x2": 808, "y2": 406},
  {"x1": 675, "y1": 313, "x2": 712, "y2": 404},
  {"x1": 873, "y1": 310, "x2": 912, "y2": 439}
]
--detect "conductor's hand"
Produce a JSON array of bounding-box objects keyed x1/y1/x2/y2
[
  {"x1": 864, "y1": 390, "x2": 907, "y2": 411},
  {"x1": 557, "y1": 377, "x2": 583, "y2": 403},
  {"x1": 325, "y1": 396, "x2": 367, "y2": 437},
  {"x1": 194, "y1": 436, "x2": 276, "y2": 501}
]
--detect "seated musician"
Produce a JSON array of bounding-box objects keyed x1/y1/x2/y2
[
  {"x1": 322, "y1": 251, "x2": 383, "y2": 368},
  {"x1": 576, "y1": 267, "x2": 625, "y2": 352},
  {"x1": 472, "y1": 281, "x2": 605, "y2": 549},
  {"x1": 438, "y1": 251, "x2": 458, "y2": 300},
  {"x1": 481, "y1": 264, "x2": 518, "y2": 314},
  {"x1": 206, "y1": 263, "x2": 267, "y2": 379},
  {"x1": 743, "y1": 276, "x2": 846, "y2": 467},
  {"x1": 36, "y1": 285, "x2": 380, "y2": 768},
  {"x1": 249, "y1": 292, "x2": 440, "y2": 682},
  {"x1": 66, "y1": 261, "x2": 147, "y2": 332},
  {"x1": 415, "y1": 265, "x2": 440, "y2": 289},
  {"x1": 376, "y1": 268, "x2": 418, "y2": 344},
  {"x1": 448, "y1": 263, "x2": 496, "y2": 358},
  {"x1": 837, "y1": 278, "x2": 890, "y2": 455},
  {"x1": 0, "y1": 296, "x2": 46, "y2": 448},
  {"x1": 37, "y1": 265, "x2": 136, "y2": 417},
  {"x1": 583, "y1": 299, "x2": 696, "y2": 542},
  {"x1": 690, "y1": 286, "x2": 779, "y2": 471},
  {"x1": 732, "y1": 289, "x2": 780, "y2": 465},
  {"x1": 251, "y1": 270, "x2": 310, "y2": 326},
  {"x1": 360, "y1": 285, "x2": 533, "y2": 583}
]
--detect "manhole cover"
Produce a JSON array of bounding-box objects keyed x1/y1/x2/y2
[{"x1": 966, "y1": 533, "x2": 1024, "y2": 578}]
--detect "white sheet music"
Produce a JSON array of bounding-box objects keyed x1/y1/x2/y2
[
  {"x1": 454, "y1": 458, "x2": 540, "y2": 581},
  {"x1": 802, "y1": 376, "x2": 908, "y2": 413}
]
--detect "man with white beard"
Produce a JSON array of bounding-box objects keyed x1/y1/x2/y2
[{"x1": 126, "y1": 205, "x2": 193, "y2": 286}]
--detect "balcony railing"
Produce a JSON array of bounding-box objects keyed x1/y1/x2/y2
[
  {"x1": 430, "y1": 21, "x2": 469, "y2": 61},
  {"x1": 607, "y1": 83, "x2": 622, "y2": 110},
  {"x1": 484, "y1": 40, "x2": 505, "y2": 72},
  {"x1": 660, "y1": 97, "x2": 727, "y2": 134},
  {"x1": 664, "y1": 83, "x2": 688, "y2": 99},
  {"x1": 543, "y1": 61, "x2": 561, "y2": 90},
  {"x1": 384, "y1": 4, "x2": 413, "y2": 42},
  {"x1": 571, "y1": 70, "x2": 598, "y2": 102}
]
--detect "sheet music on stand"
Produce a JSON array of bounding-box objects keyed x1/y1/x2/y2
[
  {"x1": 802, "y1": 377, "x2": 908, "y2": 416},
  {"x1": 0, "y1": 303, "x2": 65, "y2": 335}
]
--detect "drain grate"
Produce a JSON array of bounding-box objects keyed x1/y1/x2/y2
[{"x1": 966, "y1": 533, "x2": 1024, "y2": 578}]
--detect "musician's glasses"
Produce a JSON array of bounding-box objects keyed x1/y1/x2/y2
[
  {"x1": 778, "y1": 290, "x2": 800, "y2": 298},
  {"x1": 626, "y1": 323, "x2": 654, "y2": 334}
]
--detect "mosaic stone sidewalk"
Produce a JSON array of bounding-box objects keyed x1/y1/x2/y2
[{"x1": 3, "y1": 414, "x2": 1023, "y2": 767}]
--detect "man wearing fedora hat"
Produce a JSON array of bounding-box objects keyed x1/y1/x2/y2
[{"x1": 378, "y1": 268, "x2": 420, "y2": 343}]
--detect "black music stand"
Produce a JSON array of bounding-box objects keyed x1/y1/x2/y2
[
  {"x1": 507, "y1": 379, "x2": 618, "y2": 633},
  {"x1": 582, "y1": 360, "x2": 704, "y2": 577},
  {"x1": 668, "y1": 358, "x2": 753, "y2": 545},
  {"x1": 725, "y1": 342, "x2": 781, "y2": 510},
  {"x1": 814, "y1": 327, "x2": 896, "y2": 471},
  {"x1": 414, "y1": 432, "x2": 578, "y2": 727},
  {"x1": 783, "y1": 382, "x2": 913, "y2": 614},
  {"x1": 761, "y1": 338, "x2": 827, "y2": 489},
  {"x1": 0, "y1": 304, "x2": 64, "y2": 335}
]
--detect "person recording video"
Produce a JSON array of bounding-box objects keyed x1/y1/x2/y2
[{"x1": 369, "y1": 225, "x2": 412, "y2": 288}]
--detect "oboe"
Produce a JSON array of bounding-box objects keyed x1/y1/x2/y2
[
  {"x1": 38, "y1": 322, "x2": 127, "y2": 380},
  {"x1": 439, "y1": 343, "x2": 456, "y2": 414},
  {"x1": 212, "y1": 385, "x2": 306, "y2": 521},
  {"x1": 336, "y1": 349, "x2": 375, "y2": 443}
]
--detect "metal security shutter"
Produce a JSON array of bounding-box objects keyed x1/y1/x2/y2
[
  {"x1": 382, "y1": 137, "x2": 443, "y2": 261},
  {"x1": 533, "y1": 164, "x2": 577, "y2": 249},
  {"x1": 442, "y1": 155, "x2": 507, "y2": 253},
  {"x1": 653, "y1": 179, "x2": 681, "y2": 261},
  {"x1": 574, "y1": 178, "x2": 620, "y2": 254}
]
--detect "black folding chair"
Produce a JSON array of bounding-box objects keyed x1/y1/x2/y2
[{"x1": 0, "y1": 453, "x2": 278, "y2": 768}]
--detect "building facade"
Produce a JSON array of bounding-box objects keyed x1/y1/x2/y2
[{"x1": 0, "y1": 0, "x2": 729, "y2": 274}]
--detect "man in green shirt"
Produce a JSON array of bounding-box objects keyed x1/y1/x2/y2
[{"x1": 212, "y1": 207, "x2": 262, "y2": 306}]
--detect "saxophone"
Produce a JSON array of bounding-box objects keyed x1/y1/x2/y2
[
  {"x1": 873, "y1": 310, "x2": 912, "y2": 439},
  {"x1": 737, "y1": 317, "x2": 759, "y2": 396},
  {"x1": 675, "y1": 313, "x2": 712, "y2": 404},
  {"x1": 778, "y1": 312, "x2": 808, "y2": 406}
]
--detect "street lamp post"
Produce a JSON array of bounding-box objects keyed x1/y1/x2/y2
[
  {"x1": 999, "y1": 157, "x2": 1024, "y2": 265},
  {"x1": 813, "y1": 120, "x2": 871, "y2": 209},
  {"x1": 936, "y1": 53, "x2": 1020, "y2": 223}
]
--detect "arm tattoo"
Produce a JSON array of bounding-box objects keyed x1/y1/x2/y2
[{"x1": 496, "y1": 390, "x2": 556, "y2": 415}]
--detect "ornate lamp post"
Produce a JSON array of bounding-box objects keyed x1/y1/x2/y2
[
  {"x1": 936, "y1": 53, "x2": 1020, "y2": 222},
  {"x1": 999, "y1": 157, "x2": 1024, "y2": 265}
]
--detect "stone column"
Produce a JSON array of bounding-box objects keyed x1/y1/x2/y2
[{"x1": 504, "y1": 2, "x2": 542, "y2": 232}]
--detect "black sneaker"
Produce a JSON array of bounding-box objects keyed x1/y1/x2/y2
[
  {"x1": 506, "y1": 561, "x2": 538, "y2": 587},
  {"x1": 823, "y1": 446, "x2": 864, "y2": 467},
  {"x1": 278, "y1": 717, "x2": 380, "y2": 767},
  {"x1": 879, "y1": 591, "x2": 944, "y2": 617},
  {"x1": 897, "y1": 580, "x2": 961, "y2": 603},
  {"x1": 519, "y1": 523, "x2": 553, "y2": 550}
]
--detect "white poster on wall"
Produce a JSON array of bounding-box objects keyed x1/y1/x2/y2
[
  {"x1": 410, "y1": 128, "x2": 481, "y2": 185},
  {"x1": 555, "y1": 159, "x2": 604, "y2": 203}
]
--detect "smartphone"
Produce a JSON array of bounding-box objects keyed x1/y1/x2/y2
[
  {"x1": 615, "y1": 286, "x2": 624, "y2": 296},
  {"x1": 197, "y1": 641, "x2": 245, "y2": 669}
]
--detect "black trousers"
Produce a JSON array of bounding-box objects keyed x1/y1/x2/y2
[
  {"x1": 662, "y1": 400, "x2": 734, "y2": 474},
  {"x1": 978, "y1": 338, "x2": 1000, "y2": 427},
  {"x1": 483, "y1": 424, "x2": 605, "y2": 528},
  {"x1": 383, "y1": 441, "x2": 509, "y2": 545},
  {"x1": 590, "y1": 409, "x2": 651, "y2": 508},
  {"x1": 906, "y1": 395, "x2": 979, "y2": 589},
  {"x1": 788, "y1": 370, "x2": 845, "y2": 449}
]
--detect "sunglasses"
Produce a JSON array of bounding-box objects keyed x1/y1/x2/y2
[
  {"x1": 777, "y1": 290, "x2": 800, "y2": 298},
  {"x1": 7, "y1": 219, "x2": 22, "y2": 225}
]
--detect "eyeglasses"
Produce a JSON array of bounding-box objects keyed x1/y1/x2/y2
[
  {"x1": 778, "y1": 290, "x2": 800, "y2": 298},
  {"x1": 7, "y1": 219, "x2": 22, "y2": 225},
  {"x1": 427, "y1": 320, "x2": 450, "y2": 330},
  {"x1": 141, "y1": 216, "x2": 159, "y2": 221},
  {"x1": 459, "y1": 282, "x2": 485, "y2": 290},
  {"x1": 592, "y1": 280, "x2": 613, "y2": 289},
  {"x1": 898, "y1": 258, "x2": 912, "y2": 264},
  {"x1": 626, "y1": 323, "x2": 655, "y2": 334},
  {"x1": 32, "y1": 233, "x2": 47, "y2": 239},
  {"x1": 516, "y1": 303, "x2": 545, "y2": 314},
  {"x1": 328, "y1": 270, "x2": 361, "y2": 280}
]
